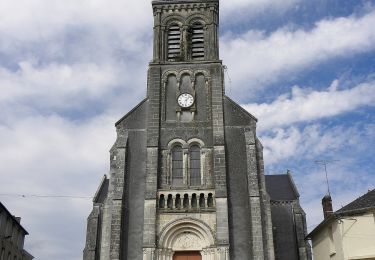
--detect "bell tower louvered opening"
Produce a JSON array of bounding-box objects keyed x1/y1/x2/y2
[
  {"x1": 167, "y1": 25, "x2": 182, "y2": 61},
  {"x1": 191, "y1": 23, "x2": 205, "y2": 60}
]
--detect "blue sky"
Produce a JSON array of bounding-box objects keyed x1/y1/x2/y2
[{"x1": 0, "y1": 0, "x2": 374, "y2": 259}]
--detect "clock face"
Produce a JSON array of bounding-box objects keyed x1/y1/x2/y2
[{"x1": 177, "y1": 93, "x2": 195, "y2": 108}]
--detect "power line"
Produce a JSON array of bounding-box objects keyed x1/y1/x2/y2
[{"x1": 0, "y1": 193, "x2": 93, "y2": 200}]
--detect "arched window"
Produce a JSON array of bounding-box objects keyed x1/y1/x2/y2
[
  {"x1": 190, "y1": 22, "x2": 205, "y2": 60},
  {"x1": 189, "y1": 145, "x2": 201, "y2": 186},
  {"x1": 172, "y1": 145, "x2": 183, "y2": 186},
  {"x1": 167, "y1": 24, "x2": 182, "y2": 61}
]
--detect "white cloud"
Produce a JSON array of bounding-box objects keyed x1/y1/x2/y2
[
  {"x1": 261, "y1": 124, "x2": 372, "y2": 164},
  {"x1": 0, "y1": 0, "x2": 152, "y2": 46},
  {"x1": 220, "y1": 0, "x2": 300, "y2": 19},
  {"x1": 0, "y1": 113, "x2": 117, "y2": 259},
  {"x1": 243, "y1": 80, "x2": 375, "y2": 130},
  {"x1": 221, "y1": 9, "x2": 375, "y2": 96},
  {"x1": 0, "y1": 62, "x2": 121, "y2": 101},
  {"x1": 0, "y1": 113, "x2": 115, "y2": 195}
]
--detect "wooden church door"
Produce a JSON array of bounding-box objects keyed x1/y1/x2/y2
[{"x1": 173, "y1": 251, "x2": 202, "y2": 260}]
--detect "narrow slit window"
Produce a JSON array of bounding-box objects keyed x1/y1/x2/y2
[
  {"x1": 167, "y1": 25, "x2": 181, "y2": 61},
  {"x1": 189, "y1": 145, "x2": 201, "y2": 186},
  {"x1": 191, "y1": 23, "x2": 205, "y2": 60},
  {"x1": 172, "y1": 145, "x2": 184, "y2": 186}
]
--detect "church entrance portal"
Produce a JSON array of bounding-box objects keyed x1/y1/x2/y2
[{"x1": 173, "y1": 251, "x2": 201, "y2": 260}]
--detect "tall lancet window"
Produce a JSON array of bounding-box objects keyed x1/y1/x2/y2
[
  {"x1": 172, "y1": 145, "x2": 184, "y2": 186},
  {"x1": 189, "y1": 145, "x2": 201, "y2": 186},
  {"x1": 167, "y1": 24, "x2": 182, "y2": 61},
  {"x1": 190, "y1": 22, "x2": 205, "y2": 60}
]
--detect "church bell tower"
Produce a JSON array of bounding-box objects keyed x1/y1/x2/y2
[
  {"x1": 145, "y1": 1, "x2": 232, "y2": 259},
  {"x1": 84, "y1": 1, "x2": 281, "y2": 259}
]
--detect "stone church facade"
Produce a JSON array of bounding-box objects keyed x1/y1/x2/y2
[{"x1": 83, "y1": 0, "x2": 311, "y2": 259}]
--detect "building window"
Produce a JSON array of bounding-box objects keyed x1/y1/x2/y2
[
  {"x1": 172, "y1": 145, "x2": 184, "y2": 186},
  {"x1": 189, "y1": 145, "x2": 201, "y2": 186},
  {"x1": 167, "y1": 24, "x2": 182, "y2": 61},
  {"x1": 190, "y1": 22, "x2": 204, "y2": 60},
  {"x1": 1, "y1": 248, "x2": 5, "y2": 260}
]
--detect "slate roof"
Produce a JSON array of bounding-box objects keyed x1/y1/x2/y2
[
  {"x1": 336, "y1": 189, "x2": 375, "y2": 214},
  {"x1": 307, "y1": 189, "x2": 375, "y2": 239},
  {"x1": 265, "y1": 174, "x2": 299, "y2": 201}
]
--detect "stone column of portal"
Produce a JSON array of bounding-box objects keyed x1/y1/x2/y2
[
  {"x1": 245, "y1": 130, "x2": 266, "y2": 260},
  {"x1": 217, "y1": 247, "x2": 229, "y2": 260}
]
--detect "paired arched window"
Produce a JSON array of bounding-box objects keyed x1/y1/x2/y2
[
  {"x1": 167, "y1": 24, "x2": 182, "y2": 61},
  {"x1": 167, "y1": 21, "x2": 205, "y2": 61},
  {"x1": 171, "y1": 144, "x2": 202, "y2": 187}
]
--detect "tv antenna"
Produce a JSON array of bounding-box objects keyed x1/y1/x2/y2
[{"x1": 314, "y1": 160, "x2": 339, "y2": 196}]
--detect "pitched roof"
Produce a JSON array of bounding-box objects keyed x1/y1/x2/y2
[
  {"x1": 0, "y1": 202, "x2": 29, "y2": 235},
  {"x1": 265, "y1": 173, "x2": 300, "y2": 201},
  {"x1": 336, "y1": 189, "x2": 375, "y2": 214},
  {"x1": 307, "y1": 189, "x2": 375, "y2": 239}
]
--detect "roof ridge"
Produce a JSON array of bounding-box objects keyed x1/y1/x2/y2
[{"x1": 336, "y1": 188, "x2": 375, "y2": 213}]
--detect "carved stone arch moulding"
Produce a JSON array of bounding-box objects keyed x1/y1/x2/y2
[
  {"x1": 187, "y1": 138, "x2": 205, "y2": 148},
  {"x1": 178, "y1": 70, "x2": 194, "y2": 82},
  {"x1": 158, "y1": 218, "x2": 215, "y2": 250},
  {"x1": 194, "y1": 69, "x2": 210, "y2": 79},
  {"x1": 186, "y1": 14, "x2": 211, "y2": 26},
  {"x1": 168, "y1": 139, "x2": 188, "y2": 150},
  {"x1": 162, "y1": 14, "x2": 185, "y2": 27},
  {"x1": 162, "y1": 70, "x2": 179, "y2": 84}
]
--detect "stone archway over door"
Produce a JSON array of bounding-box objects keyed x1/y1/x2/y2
[{"x1": 173, "y1": 251, "x2": 201, "y2": 260}]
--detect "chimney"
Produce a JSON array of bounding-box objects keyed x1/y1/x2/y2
[{"x1": 322, "y1": 194, "x2": 333, "y2": 219}]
